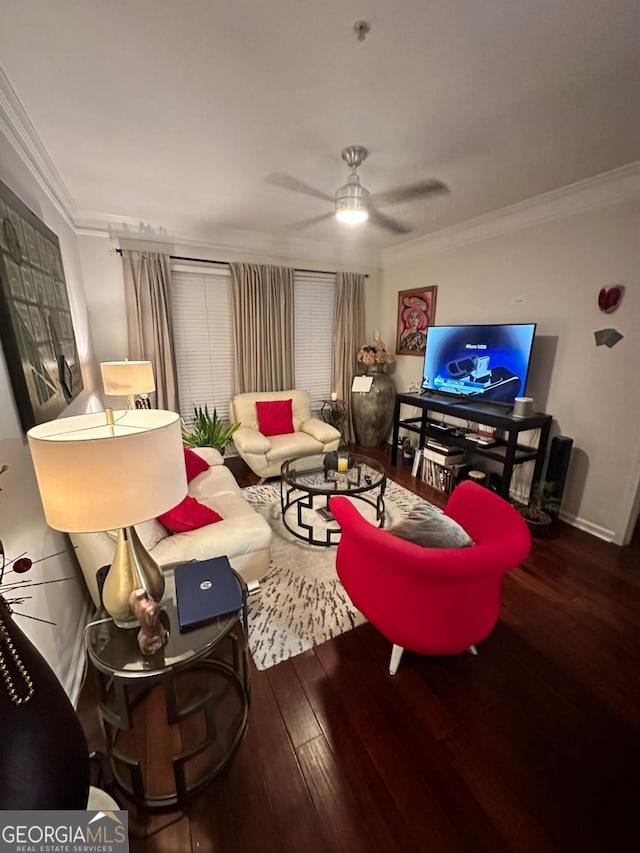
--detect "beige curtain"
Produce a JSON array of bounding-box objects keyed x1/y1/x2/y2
[
  {"x1": 122, "y1": 250, "x2": 179, "y2": 411},
  {"x1": 333, "y1": 272, "x2": 366, "y2": 443},
  {"x1": 229, "y1": 263, "x2": 295, "y2": 393}
]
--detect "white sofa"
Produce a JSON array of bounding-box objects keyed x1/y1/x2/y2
[
  {"x1": 70, "y1": 447, "x2": 272, "y2": 608},
  {"x1": 230, "y1": 389, "x2": 341, "y2": 479}
]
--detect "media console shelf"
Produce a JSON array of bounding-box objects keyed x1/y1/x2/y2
[{"x1": 391, "y1": 392, "x2": 552, "y2": 499}]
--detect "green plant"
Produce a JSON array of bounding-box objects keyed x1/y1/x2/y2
[
  {"x1": 401, "y1": 436, "x2": 415, "y2": 456},
  {"x1": 518, "y1": 480, "x2": 561, "y2": 522},
  {"x1": 181, "y1": 404, "x2": 240, "y2": 451},
  {"x1": 327, "y1": 405, "x2": 346, "y2": 429}
]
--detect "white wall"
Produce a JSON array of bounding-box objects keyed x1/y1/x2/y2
[
  {"x1": 77, "y1": 237, "x2": 128, "y2": 366},
  {"x1": 0, "y1": 135, "x2": 101, "y2": 699},
  {"x1": 378, "y1": 194, "x2": 640, "y2": 544}
]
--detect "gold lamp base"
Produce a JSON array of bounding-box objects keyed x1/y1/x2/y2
[{"x1": 102, "y1": 526, "x2": 165, "y2": 628}]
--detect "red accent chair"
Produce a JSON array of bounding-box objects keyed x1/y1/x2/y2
[{"x1": 329, "y1": 480, "x2": 531, "y2": 674}]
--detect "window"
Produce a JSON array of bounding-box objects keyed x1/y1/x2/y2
[
  {"x1": 171, "y1": 263, "x2": 336, "y2": 420},
  {"x1": 294, "y1": 271, "x2": 336, "y2": 409},
  {"x1": 171, "y1": 264, "x2": 233, "y2": 422}
]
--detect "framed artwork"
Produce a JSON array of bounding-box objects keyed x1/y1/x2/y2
[
  {"x1": 0, "y1": 178, "x2": 83, "y2": 432},
  {"x1": 395, "y1": 286, "x2": 438, "y2": 356}
]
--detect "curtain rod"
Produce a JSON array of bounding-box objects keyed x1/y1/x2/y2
[{"x1": 115, "y1": 248, "x2": 368, "y2": 277}]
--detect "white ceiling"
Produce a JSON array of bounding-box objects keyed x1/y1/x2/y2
[{"x1": 1, "y1": 0, "x2": 639, "y2": 251}]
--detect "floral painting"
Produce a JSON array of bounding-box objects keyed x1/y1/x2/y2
[{"x1": 395, "y1": 286, "x2": 438, "y2": 356}]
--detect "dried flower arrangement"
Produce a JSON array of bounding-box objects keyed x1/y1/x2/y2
[{"x1": 357, "y1": 340, "x2": 396, "y2": 366}]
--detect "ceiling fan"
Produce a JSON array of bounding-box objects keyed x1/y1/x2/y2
[{"x1": 266, "y1": 145, "x2": 449, "y2": 234}]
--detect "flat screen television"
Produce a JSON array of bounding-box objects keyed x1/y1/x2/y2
[{"x1": 421, "y1": 323, "x2": 536, "y2": 405}]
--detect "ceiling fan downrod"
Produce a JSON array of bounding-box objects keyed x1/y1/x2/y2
[
  {"x1": 353, "y1": 20, "x2": 371, "y2": 42},
  {"x1": 341, "y1": 145, "x2": 368, "y2": 171}
]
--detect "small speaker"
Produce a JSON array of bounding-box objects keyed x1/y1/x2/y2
[
  {"x1": 512, "y1": 396, "x2": 533, "y2": 418},
  {"x1": 545, "y1": 435, "x2": 573, "y2": 517}
]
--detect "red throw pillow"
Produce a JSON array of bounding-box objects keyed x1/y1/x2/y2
[
  {"x1": 183, "y1": 447, "x2": 209, "y2": 483},
  {"x1": 256, "y1": 399, "x2": 294, "y2": 437},
  {"x1": 158, "y1": 496, "x2": 222, "y2": 532}
]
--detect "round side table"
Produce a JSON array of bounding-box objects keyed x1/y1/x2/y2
[{"x1": 85, "y1": 564, "x2": 250, "y2": 811}]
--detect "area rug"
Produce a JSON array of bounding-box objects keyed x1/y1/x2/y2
[{"x1": 241, "y1": 479, "x2": 421, "y2": 670}]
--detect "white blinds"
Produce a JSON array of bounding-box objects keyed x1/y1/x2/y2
[
  {"x1": 171, "y1": 265, "x2": 234, "y2": 422},
  {"x1": 294, "y1": 271, "x2": 336, "y2": 409},
  {"x1": 171, "y1": 264, "x2": 336, "y2": 420}
]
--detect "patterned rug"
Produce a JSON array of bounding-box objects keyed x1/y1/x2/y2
[{"x1": 241, "y1": 479, "x2": 421, "y2": 670}]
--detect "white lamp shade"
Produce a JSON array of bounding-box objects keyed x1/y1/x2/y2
[
  {"x1": 27, "y1": 410, "x2": 187, "y2": 532},
  {"x1": 101, "y1": 361, "x2": 155, "y2": 396}
]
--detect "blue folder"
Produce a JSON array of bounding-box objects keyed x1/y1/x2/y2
[{"x1": 174, "y1": 556, "x2": 242, "y2": 631}]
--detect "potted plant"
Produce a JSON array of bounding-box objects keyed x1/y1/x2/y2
[
  {"x1": 326, "y1": 403, "x2": 346, "y2": 432},
  {"x1": 516, "y1": 480, "x2": 561, "y2": 536},
  {"x1": 181, "y1": 404, "x2": 240, "y2": 453},
  {"x1": 401, "y1": 436, "x2": 416, "y2": 465}
]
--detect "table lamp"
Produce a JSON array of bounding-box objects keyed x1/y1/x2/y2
[
  {"x1": 27, "y1": 409, "x2": 187, "y2": 627},
  {"x1": 101, "y1": 360, "x2": 155, "y2": 409}
]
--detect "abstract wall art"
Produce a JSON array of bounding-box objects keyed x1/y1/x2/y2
[{"x1": 0, "y1": 179, "x2": 83, "y2": 431}]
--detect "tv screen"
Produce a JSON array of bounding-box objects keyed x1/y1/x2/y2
[{"x1": 421, "y1": 323, "x2": 536, "y2": 405}]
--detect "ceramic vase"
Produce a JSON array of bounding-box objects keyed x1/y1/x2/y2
[
  {"x1": 351, "y1": 363, "x2": 396, "y2": 447},
  {"x1": 0, "y1": 596, "x2": 90, "y2": 808}
]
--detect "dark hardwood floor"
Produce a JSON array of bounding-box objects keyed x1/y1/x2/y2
[{"x1": 76, "y1": 444, "x2": 640, "y2": 852}]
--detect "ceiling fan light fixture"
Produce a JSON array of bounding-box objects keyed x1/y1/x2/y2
[
  {"x1": 335, "y1": 176, "x2": 370, "y2": 225},
  {"x1": 336, "y1": 206, "x2": 369, "y2": 225},
  {"x1": 270, "y1": 143, "x2": 447, "y2": 234}
]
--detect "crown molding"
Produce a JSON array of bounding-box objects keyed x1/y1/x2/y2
[
  {"x1": 5, "y1": 60, "x2": 635, "y2": 274},
  {"x1": 0, "y1": 60, "x2": 381, "y2": 271},
  {"x1": 381, "y1": 162, "x2": 640, "y2": 266},
  {"x1": 74, "y1": 210, "x2": 382, "y2": 271},
  {"x1": 0, "y1": 65, "x2": 77, "y2": 226}
]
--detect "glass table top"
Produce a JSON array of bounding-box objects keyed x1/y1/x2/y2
[
  {"x1": 281, "y1": 452, "x2": 386, "y2": 495},
  {"x1": 85, "y1": 565, "x2": 242, "y2": 678}
]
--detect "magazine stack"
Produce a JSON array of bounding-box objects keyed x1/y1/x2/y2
[{"x1": 411, "y1": 443, "x2": 466, "y2": 495}]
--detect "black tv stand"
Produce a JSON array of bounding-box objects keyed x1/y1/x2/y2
[
  {"x1": 391, "y1": 392, "x2": 552, "y2": 499},
  {"x1": 421, "y1": 387, "x2": 514, "y2": 413}
]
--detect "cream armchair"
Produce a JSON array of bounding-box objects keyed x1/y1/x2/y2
[{"x1": 230, "y1": 390, "x2": 340, "y2": 478}]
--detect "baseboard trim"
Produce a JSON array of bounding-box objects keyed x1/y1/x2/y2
[{"x1": 558, "y1": 511, "x2": 615, "y2": 543}]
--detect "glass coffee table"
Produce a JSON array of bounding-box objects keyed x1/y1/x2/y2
[{"x1": 280, "y1": 452, "x2": 386, "y2": 546}]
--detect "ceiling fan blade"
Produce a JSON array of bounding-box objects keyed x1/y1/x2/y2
[
  {"x1": 366, "y1": 204, "x2": 412, "y2": 234},
  {"x1": 371, "y1": 179, "x2": 449, "y2": 206},
  {"x1": 289, "y1": 211, "x2": 336, "y2": 230},
  {"x1": 266, "y1": 172, "x2": 334, "y2": 202}
]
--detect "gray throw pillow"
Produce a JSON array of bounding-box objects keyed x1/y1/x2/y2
[{"x1": 388, "y1": 501, "x2": 474, "y2": 548}]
